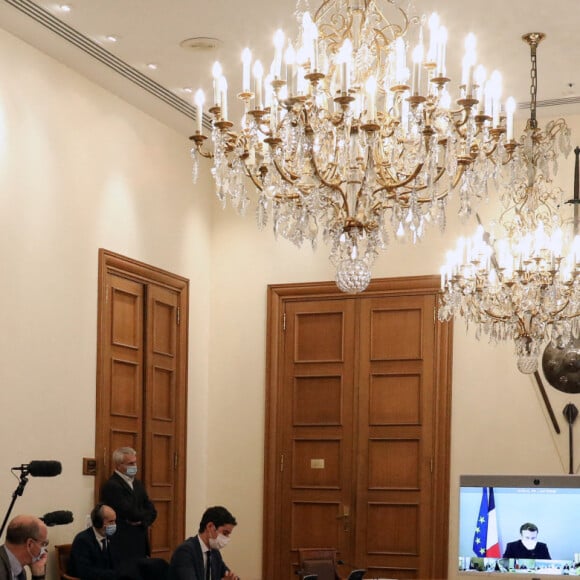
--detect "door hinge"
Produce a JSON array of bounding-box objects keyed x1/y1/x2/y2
[
  {"x1": 430, "y1": 457, "x2": 434, "y2": 473},
  {"x1": 283, "y1": 312, "x2": 286, "y2": 331},
  {"x1": 176, "y1": 307, "x2": 180, "y2": 325},
  {"x1": 280, "y1": 454, "x2": 284, "y2": 472},
  {"x1": 174, "y1": 453, "x2": 178, "y2": 469}
]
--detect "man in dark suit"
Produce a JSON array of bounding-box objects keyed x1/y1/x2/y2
[
  {"x1": 100, "y1": 447, "x2": 157, "y2": 568},
  {"x1": 0, "y1": 514, "x2": 48, "y2": 580},
  {"x1": 169, "y1": 506, "x2": 239, "y2": 580},
  {"x1": 68, "y1": 503, "x2": 120, "y2": 579},
  {"x1": 503, "y1": 522, "x2": 551, "y2": 559}
]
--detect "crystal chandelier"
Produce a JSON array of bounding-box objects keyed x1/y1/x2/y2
[
  {"x1": 191, "y1": 0, "x2": 524, "y2": 293},
  {"x1": 438, "y1": 33, "x2": 573, "y2": 375}
]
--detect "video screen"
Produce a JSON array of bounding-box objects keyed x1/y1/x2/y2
[{"x1": 458, "y1": 476, "x2": 580, "y2": 576}]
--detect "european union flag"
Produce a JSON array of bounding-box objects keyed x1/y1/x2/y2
[{"x1": 473, "y1": 486, "x2": 489, "y2": 556}]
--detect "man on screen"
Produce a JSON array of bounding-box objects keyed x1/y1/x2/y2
[{"x1": 503, "y1": 522, "x2": 551, "y2": 559}]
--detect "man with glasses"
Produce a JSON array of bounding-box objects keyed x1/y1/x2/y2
[
  {"x1": 0, "y1": 514, "x2": 48, "y2": 580},
  {"x1": 100, "y1": 447, "x2": 157, "y2": 569}
]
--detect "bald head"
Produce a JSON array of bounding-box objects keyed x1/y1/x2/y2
[
  {"x1": 5, "y1": 515, "x2": 48, "y2": 568},
  {"x1": 6, "y1": 515, "x2": 46, "y2": 546}
]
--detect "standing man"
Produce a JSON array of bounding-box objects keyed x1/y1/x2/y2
[
  {"x1": 0, "y1": 515, "x2": 48, "y2": 580},
  {"x1": 100, "y1": 447, "x2": 157, "y2": 568},
  {"x1": 68, "y1": 503, "x2": 120, "y2": 579},
  {"x1": 169, "y1": 506, "x2": 239, "y2": 580}
]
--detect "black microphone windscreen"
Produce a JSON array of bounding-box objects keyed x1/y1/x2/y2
[
  {"x1": 28, "y1": 461, "x2": 62, "y2": 477},
  {"x1": 41, "y1": 510, "x2": 73, "y2": 526}
]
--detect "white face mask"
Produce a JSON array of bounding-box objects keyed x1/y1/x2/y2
[
  {"x1": 209, "y1": 532, "x2": 230, "y2": 551},
  {"x1": 522, "y1": 538, "x2": 537, "y2": 550},
  {"x1": 29, "y1": 543, "x2": 47, "y2": 564}
]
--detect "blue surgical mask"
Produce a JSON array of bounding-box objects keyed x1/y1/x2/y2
[
  {"x1": 125, "y1": 465, "x2": 138, "y2": 478},
  {"x1": 105, "y1": 523, "x2": 117, "y2": 537}
]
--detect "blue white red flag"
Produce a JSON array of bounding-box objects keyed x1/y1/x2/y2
[{"x1": 473, "y1": 486, "x2": 500, "y2": 557}]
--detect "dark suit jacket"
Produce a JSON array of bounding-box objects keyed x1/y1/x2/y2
[
  {"x1": 68, "y1": 527, "x2": 120, "y2": 580},
  {"x1": 100, "y1": 473, "x2": 157, "y2": 562},
  {"x1": 0, "y1": 546, "x2": 13, "y2": 580},
  {"x1": 503, "y1": 539, "x2": 551, "y2": 559},
  {"x1": 168, "y1": 536, "x2": 228, "y2": 580}
]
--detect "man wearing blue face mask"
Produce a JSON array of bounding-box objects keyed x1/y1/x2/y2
[
  {"x1": 0, "y1": 514, "x2": 48, "y2": 580},
  {"x1": 100, "y1": 447, "x2": 157, "y2": 569},
  {"x1": 68, "y1": 504, "x2": 120, "y2": 579}
]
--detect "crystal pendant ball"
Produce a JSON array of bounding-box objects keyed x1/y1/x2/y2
[{"x1": 335, "y1": 259, "x2": 371, "y2": 294}]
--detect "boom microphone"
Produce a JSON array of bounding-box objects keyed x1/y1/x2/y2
[
  {"x1": 12, "y1": 461, "x2": 62, "y2": 477},
  {"x1": 40, "y1": 510, "x2": 73, "y2": 526}
]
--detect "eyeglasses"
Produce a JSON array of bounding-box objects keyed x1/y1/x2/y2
[{"x1": 31, "y1": 538, "x2": 49, "y2": 548}]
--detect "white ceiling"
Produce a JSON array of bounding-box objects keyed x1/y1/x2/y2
[{"x1": 1, "y1": 0, "x2": 579, "y2": 137}]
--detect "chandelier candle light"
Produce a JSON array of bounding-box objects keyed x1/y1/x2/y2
[
  {"x1": 439, "y1": 33, "x2": 573, "y2": 374},
  {"x1": 190, "y1": 0, "x2": 523, "y2": 293}
]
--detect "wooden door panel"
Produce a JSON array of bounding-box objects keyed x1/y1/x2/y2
[
  {"x1": 146, "y1": 284, "x2": 179, "y2": 561},
  {"x1": 369, "y1": 374, "x2": 421, "y2": 425},
  {"x1": 356, "y1": 294, "x2": 436, "y2": 579},
  {"x1": 294, "y1": 311, "x2": 346, "y2": 362},
  {"x1": 106, "y1": 275, "x2": 144, "y2": 467},
  {"x1": 282, "y1": 300, "x2": 356, "y2": 578},
  {"x1": 293, "y1": 376, "x2": 343, "y2": 425},
  {"x1": 369, "y1": 307, "x2": 424, "y2": 360}
]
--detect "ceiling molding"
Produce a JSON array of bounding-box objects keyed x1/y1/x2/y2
[{"x1": 2, "y1": 0, "x2": 215, "y2": 128}]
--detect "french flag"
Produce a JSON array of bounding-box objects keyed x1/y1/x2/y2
[{"x1": 473, "y1": 487, "x2": 500, "y2": 557}]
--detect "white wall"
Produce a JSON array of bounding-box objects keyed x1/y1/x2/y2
[
  {"x1": 0, "y1": 26, "x2": 214, "y2": 578},
  {"x1": 1, "y1": 22, "x2": 580, "y2": 580}
]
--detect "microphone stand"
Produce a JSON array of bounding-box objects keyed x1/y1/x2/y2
[{"x1": 0, "y1": 471, "x2": 30, "y2": 538}]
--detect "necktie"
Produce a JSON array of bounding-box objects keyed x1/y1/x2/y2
[
  {"x1": 17, "y1": 571, "x2": 26, "y2": 580},
  {"x1": 205, "y1": 550, "x2": 212, "y2": 580},
  {"x1": 102, "y1": 538, "x2": 111, "y2": 567}
]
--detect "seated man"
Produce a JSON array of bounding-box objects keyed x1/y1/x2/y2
[
  {"x1": 503, "y1": 522, "x2": 551, "y2": 560},
  {"x1": 0, "y1": 514, "x2": 49, "y2": 580},
  {"x1": 169, "y1": 506, "x2": 239, "y2": 580},
  {"x1": 68, "y1": 503, "x2": 120, "y2": 580}
]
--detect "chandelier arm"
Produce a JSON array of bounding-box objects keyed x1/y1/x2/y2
[
  {"x1": 309, "y1": 146, "x2": 349, "y2": 206},
  {"x1": 189, "y1": 135, "x2": 214, "y2": 159},
  {"x1": 242, "y1": 161, "x2": 266, "y2": 191},
  {"x1": 272, "y1": 158, "x2": 300, "y2": 187}
]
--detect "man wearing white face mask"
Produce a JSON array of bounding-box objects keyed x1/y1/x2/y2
[
  {"x1": 100, "y1": 447, "x2": 157, "y2": 569},
  {"x1": 0, "y1": 514, "x2": 48, "y2": 580},
  {"x1": 503, "y1": 522, "x2": 551, "y2": 559},
  {"x1": 169, "y1": 506, "x2": 239, "y2": 580}
]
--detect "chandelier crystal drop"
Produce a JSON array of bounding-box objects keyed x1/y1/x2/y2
[
  {"x1": 438, "y1": 33, "x2": 574, "y2": 374},
  {"x1": 191, "y1": 0, "x2": 526, "y2": 293}
]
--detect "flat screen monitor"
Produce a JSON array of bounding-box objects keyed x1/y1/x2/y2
[{"x1": 458, "y1": 475, "x2": 580, "y2": 578}]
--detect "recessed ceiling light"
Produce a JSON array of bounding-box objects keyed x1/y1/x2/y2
[
  {"x1": 146, "y1": 63, "x2": 158, "y2": 70},
  {"x1": 106, "y1": 35, "x2": 118, "y2": 43},
  {"x1": 180, "y1": 37, "x2": 223, "y2": 51},
  {"x1": 59, "y1": 4, "x2": 71, "y2": 12},
  {"x1": 183, "y1": 87, "x2": 193, "y2": 94}
]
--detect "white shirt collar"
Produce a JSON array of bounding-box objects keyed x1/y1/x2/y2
[{"x1": 115, "y1": 469, "x2": 134, "y2": 489}]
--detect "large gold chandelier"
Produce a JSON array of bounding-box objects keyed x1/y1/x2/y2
[
  {"x1": 438, "y1": 33, "x2": 573, "y2": 374},
  {"x1": 191, "y1": 0, "x2": 525, "y2": 293}
]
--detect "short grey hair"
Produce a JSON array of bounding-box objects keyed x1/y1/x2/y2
[{"x1": 112, "y1": 446, "x2": 137, "y2": 466}]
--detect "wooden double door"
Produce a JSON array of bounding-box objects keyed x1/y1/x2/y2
[
  {"x1": 95, "y1": 250, "x2": 188, "y2": 562},
  {"x1": 263, "y1": 276, "x2": 452, "y2": 579}
]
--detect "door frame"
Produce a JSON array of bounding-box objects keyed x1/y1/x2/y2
[
  {"x1": 263, "y1": 276, "x2": 453, "y2": 578},
  {"x1": 95, "y1": 248, "x2": 189, "y2": 554}
]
